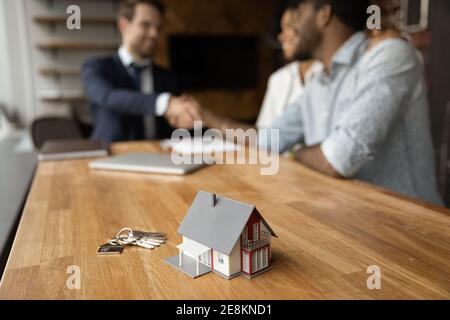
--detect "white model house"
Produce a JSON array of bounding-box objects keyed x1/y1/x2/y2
[{"x1": 165, "y1": 191, "x2": 278, "y2": 279}]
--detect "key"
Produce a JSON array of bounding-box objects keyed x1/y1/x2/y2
[
  {"x1": 117, "y1": 236, "x2": 138, "y2": 246},
  {"x1": 117, "y1": 235, "x2": 157, "y2": 249},
  {"x1": 105, "y1": 227, "x2": 167, "y2": 252},
  {"x1": 132, "y1": 230, "x2": 166, "y2": 239},
  {"x1": 109, "y1": 234, "x2": 136, "y2": 247},
  {"x1": 133, "y1": 240, "x2": 155, "y2": 250},
  {"x1": 134, "y1": 236, "x2": 160, "y2": 247},
  {"x1": 144, "y1": 238, "x2": 165, "y2": 245},
  {"x1": 138, "y1": 238, "x2": 164, "y2": 246}
]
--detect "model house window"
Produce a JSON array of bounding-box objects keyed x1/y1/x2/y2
[
  {"x1": 253, "y1": 222, "x2": 259, "y2": 241},
  {"x1": 241, "y1": 227, "x2": 248, "y2": 244},
  {"x1": 199, "y1": 252, "x2": 211, "y2": 266}
]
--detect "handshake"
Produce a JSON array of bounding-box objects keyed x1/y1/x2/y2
[{"x1": 164, "y1": 95, "x2": 203, "y2": 129}]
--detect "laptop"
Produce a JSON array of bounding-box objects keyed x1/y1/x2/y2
[{"x1": 89, "y1": 153, "x2": 206, "y2": 175}]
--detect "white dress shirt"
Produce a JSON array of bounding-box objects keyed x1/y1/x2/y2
[
  {"x1": 118, "y1": 46, "x2": 171, "y2": 138},
  {"x1": 256, "y1": 61, "x2": 321, "y2": 129}
]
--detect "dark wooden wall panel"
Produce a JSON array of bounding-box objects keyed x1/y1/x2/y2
[
  {"x1": 427, "y1": 0, "x2": 450, "y2": 204},
  {"x1": 429, "y1": 0, "x2": 450, "y2": 150},
  {"x1": 155, "y1": 0, "x2": 278, "y2": 122}
]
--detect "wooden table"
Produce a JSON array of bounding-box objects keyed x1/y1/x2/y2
[{"x1": 1, "y1": 142, "x2": 450, "y2": 300}]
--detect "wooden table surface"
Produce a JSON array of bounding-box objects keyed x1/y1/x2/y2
[{"x1": 1, "y1": 142, "x2": 450, "y2": 300}]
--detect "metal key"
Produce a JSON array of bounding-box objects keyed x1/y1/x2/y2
[
  {"x1": 118, "y1": 235, "x2": 158, "y2": 249},
  {"x1": 132, "y1": 230, "x2": 166, "y2": 239},
  {"x1": 105, "y1": 227, "x2": 167, "y2": 251},
  {"x1": 139, "y1": 236, "x2": 165, "y2": 244},
  {"x1": 132, "y1": 239, "x2": 155, "y2": 249}
]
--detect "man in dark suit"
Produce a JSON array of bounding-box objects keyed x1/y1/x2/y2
[{"x1": 82, "y1": 0, "x2": 200, "y2": 143}]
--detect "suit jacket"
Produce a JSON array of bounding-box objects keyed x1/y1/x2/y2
[{"x1": 82, "y1": 54, "x2": 180, "y2": 143}]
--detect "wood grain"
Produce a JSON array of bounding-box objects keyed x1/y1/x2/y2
[{"x1": 0, "y1": 142, "x2": 449, "y2": 300}]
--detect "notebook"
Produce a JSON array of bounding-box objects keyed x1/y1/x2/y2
[{"x1": 38, "y1": 139, "x2": 109, "y2": 161}]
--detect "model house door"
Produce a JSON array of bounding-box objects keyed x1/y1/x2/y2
[
  {"x1": 251, "y1": 247, "x2": 269, "y2": 273},
  {"x1": 242, "y1": 251, "x2": 250, "y2": 273},
  {"x1": 261, "y1": 247, "x2": 268, "y2": 269}
]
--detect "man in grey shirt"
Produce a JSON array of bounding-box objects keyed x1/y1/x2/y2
[{"x1": 261, "y1": 0, "x2": 443, "y2": 205}]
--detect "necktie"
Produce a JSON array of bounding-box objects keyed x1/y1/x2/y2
[
  {"x1": 130, "y1": 63, "x2": 148, "y2": 91},
  {"x1": 130, "y1": 63, "x2": 155, "y2": 139}
]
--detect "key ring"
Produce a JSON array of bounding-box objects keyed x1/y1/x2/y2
[
  {"x1": 107, "y1": 228, "x2": 135, "y2": 246},
  {"x1": 116, "y1": 227, "x2": 133, "y2": 240},
  {"x1": 108, "y1": 238, "x2": 121, "y2": 246},
  {"x1": 104, "y1": 227, "x2": 166, "y2": 251},
  {"x1": 109, "y1": 236, "x2": 135, "y2": 246}
]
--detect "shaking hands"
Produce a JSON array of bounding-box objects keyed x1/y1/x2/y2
[{"x1": 165, "y1": 95, "x2": 202, "y2": 129}]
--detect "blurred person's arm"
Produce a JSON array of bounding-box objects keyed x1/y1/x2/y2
[
  {"x1": 82, "y1": 58, "x2": 201, "y2": 128},
  {"x1": 294, "y1": 144, "x2": 342, "y2": 177},
  {"x1": 202, "y1": 109, "x2": 254, "y2": 132},
  {"x1": 82, "y1": 58, "x2": 161, "y2": 116},
  {"x1": 258, "y1": 96, "x2": 306, "y2": 153},
  {"x1": 297, "y1": 40, "x2": 422, "y2": 179},
  {"x1": 293, "y1": 31, "x2": 407, "y2": 178}
]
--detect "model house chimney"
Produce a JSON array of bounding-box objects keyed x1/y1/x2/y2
[{"x1": 211, "y1": 193, "x2": 217, "y2": 207}]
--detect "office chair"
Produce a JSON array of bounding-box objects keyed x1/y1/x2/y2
[
  {"x1": 70, "y1": 104, "x2": 94, "y2": 138},
  {"x1": 439, "y1": 101, "x2": 450, "y2": 206},
  {"x1": 31, "y1": 117, "x2": 83, "y2": 150}
]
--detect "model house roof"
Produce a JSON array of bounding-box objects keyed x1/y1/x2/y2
[{"x1": 178, "y1": 191, "x2": 277, "y2": 255}]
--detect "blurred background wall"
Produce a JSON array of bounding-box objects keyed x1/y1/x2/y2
[
  {"x1": 0, "y1": 0, "x2": 449, "y2": 202},
  {"x1": 0, "y1": 0, "x2": 283, "y2": 129},
  {"x1": 0, "y1": 0, "x2": 35, "y2": 128},
  {"x1": 0, "y1": 0, "x2": 448, "y2": 148}
]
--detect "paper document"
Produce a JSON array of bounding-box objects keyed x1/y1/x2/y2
[{"x1": 161, "y1": 138, "x2": 241, "y2": 154}]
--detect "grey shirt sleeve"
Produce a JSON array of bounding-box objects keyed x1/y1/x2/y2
[
  {"x1": 259, "y1": 95, "x2": 306, "y2": 153},
  {"x1": 321, "y1": 40, "x2": 422, "y2": 177}
]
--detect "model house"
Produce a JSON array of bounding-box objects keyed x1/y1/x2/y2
[{"x1": 166, "y1": 191, "x2": 278, "y2": 279}]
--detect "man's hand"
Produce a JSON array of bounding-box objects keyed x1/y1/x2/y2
[{"x1": 165, "y1": 95, "x2": 202, "y2": 129}]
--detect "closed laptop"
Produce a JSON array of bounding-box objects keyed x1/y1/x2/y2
[{"x1": 89, "y1": 153, "x2": 206, "y2": 175}]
